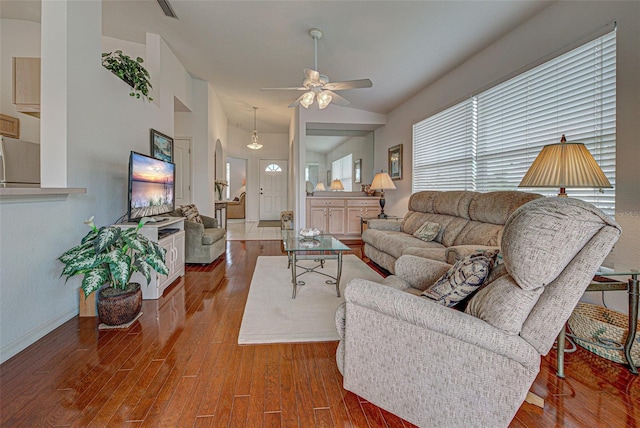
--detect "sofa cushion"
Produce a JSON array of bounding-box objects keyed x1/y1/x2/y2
[
  {"x1": 202, "y1": 227, "x2": 226, "y2": 245},
  {"x1": 363, "y1": 230, "x2": 438, "y2": 259},
  {"x1": 465, "y1": 275, "x2": 543, "y2": 335},
  {"x1": 180, "y1": 204, "x2": 203, "y2": 224},
  {"x1": 413, "y1": 221, "x2": 440, "y2": 241},
  {"x1": 453, "y1": 221, "x2": 502, "y2": 247},
  {"x1": 469, "y1": 191, "x2": 543, "y2": 225},
  {"x1": 422, "y1": 253, "x2": 493, "y2": 307},
  {"x1": 401, "y1": 246, "x2": 447, "y2": 263},
  {"x1": 501, "y1": 197, "x2": 609, "y2": 291}
]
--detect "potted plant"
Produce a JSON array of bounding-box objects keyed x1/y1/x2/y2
[
  {"x1": 101, "y1": 50, "x2": 153, "y2": 101},
  {"x1": 59, "y1": 216, "x2": 168, "y2": 325}
]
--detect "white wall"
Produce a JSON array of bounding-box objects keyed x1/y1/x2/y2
[
  {"x1": 227, "y1": 126, "x2": 289, "y2": 221},
  {"x1": 0, "y1": 0, "x2": 224, "y2": 362},
  {"x1": 227, "y1": 157, "x2": 246, "y2": 198},
  {"x1": 0, "y1": 19, "x2": 41, "y2": 144},
  {"x1": 373, "y1": 0, "x2": 640, "y2": 314}
]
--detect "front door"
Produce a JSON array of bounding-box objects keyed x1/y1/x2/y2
[
  {"x1": 259, "y1": 159, "x2": 287, "y2": 220},
  {"x1": 174, "y1": 138, "x2": 191, "y2": 207}
]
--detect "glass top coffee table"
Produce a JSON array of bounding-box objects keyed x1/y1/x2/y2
[{"x1": 281, "y1": 230, "x2": 351, "y2": 299}]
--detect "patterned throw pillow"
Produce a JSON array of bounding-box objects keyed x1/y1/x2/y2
[
  {"x1": 421, "y1": 253, "x2": 493, "y2": 307},
  {"x1": 180, "y1": 204, "x2": 203, "y2": 224},
  {"x1": 413, "y1": 221, "x2": 440, "y2": 242}
]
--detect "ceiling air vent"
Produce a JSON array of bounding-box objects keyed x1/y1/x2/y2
[{"x1": 157, "y1": 0, "x2": 178, "y2": 19}]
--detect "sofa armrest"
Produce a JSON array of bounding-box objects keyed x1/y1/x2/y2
[
  {"x1": 184, "y1": 219, "x2": 205, "y2": 243},
  {"x1": 200, "y1": 215, "x2": 219, "y2": 229},
  {"x1": 367, "y1": 219, "x2": 402, "y2": 231},
  {"x1": 394, "y1": 255, "x2": 451, "y2": 291},
  {"x1": 445, "y1": 245, "x2": 500, "y2": 264},
  {"x1": 344, "y1": 278, "x2": 539, "y2": 368}
]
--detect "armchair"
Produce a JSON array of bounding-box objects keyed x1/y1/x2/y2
[
  {"x1": 227, "y1": 192, "x2": 245, "y2": 219},
  {"x1": 168, "y1": 206, "x2": 226, "y2": 264},
  {"x1": 336, "y1": 197, "x2": 621, "y2": 427}
]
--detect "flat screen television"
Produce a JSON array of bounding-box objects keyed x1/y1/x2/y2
[{"x1": 128, "y1": 151, "x2": 175, "y2": 221}]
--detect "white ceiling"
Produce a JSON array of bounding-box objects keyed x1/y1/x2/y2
[{"x1": 1, "y1": 0, "x2": 553, "y2": 134}]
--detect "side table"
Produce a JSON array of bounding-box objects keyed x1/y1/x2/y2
[
  {"x1": 214, "y1": 201, "x2": 228, "y2": 230},
  {"x1": 557, "y1": 270, "x2": 639, "y2": 377}
]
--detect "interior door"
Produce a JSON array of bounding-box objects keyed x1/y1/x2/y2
[
  {"x1": 259, "y1": 159, "x2": 287, "y2": 220},
  {"x1": 174, "y1": 138, "x2": 191, "y2": 207}
]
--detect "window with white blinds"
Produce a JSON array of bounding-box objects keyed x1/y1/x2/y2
[
  {"x1": 412, "y1": 99, "x2": 475, "y2": 191},
  {"x1": 413, "y1": 30, "x2": 616, "y2": 215},
  {"x1": 332, "y1": 154, "x2": 353, "y2": 191}
]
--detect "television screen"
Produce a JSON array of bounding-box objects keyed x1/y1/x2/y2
[{"x1": 128, "y1": 151, "x2": 175, "y2": 221}]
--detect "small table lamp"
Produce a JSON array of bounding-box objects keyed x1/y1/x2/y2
[
  {"x1": 518, "y1": 135, "x2": 611, "y2": 197},
  {"x1": 314, "y1": 182, "x2": 326, "y2": 192},
  {"x1": 330, "y1": 179, "x2": 344, "y2": 191},
  {"x1": 371, "y1": 171, "x2": 396, "y2": 218}
]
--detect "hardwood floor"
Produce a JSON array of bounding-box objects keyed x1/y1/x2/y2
[{"x1": 1, "y1": 240, "x2": 638, "y2": 427}]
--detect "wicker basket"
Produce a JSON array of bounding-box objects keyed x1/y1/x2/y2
[{"x1": 568, "y1": 302, "x2": 640, "y2": 364}]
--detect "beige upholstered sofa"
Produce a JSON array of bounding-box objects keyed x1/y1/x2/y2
[
  {"x1": 227, "y1": 192, "x2": 245, "y2": 219},
  {"x1": 362, "y1": 190, "x2": 542, "y2": 273},
  {"x1": 168, "y1": 206, "x2": 226, "y2": 264},
  {"x1": 337, "y1": 197, "x2": 621, "y2": 427}
]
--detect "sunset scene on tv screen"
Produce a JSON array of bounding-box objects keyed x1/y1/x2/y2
[{"x1": 132, "y1": 154, "x2": 174, "y2": 184}]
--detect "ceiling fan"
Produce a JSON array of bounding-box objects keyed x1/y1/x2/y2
[{"x1": 262, "y1": 28, "x2": 373, "y2": 109}]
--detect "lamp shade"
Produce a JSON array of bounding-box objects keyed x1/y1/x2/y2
[
  {"x1": 314, "y1": 182, "x2": 326, "y2": 192},
  {"x1": 519, "y1": 135, "x2": 611, "y2": 196},
  {"x1": 330, "y1": 179, "x2": 344, "y2": 191},
  {"x1": 371, "y1": 172, "x2": 396, "y2": 190}
]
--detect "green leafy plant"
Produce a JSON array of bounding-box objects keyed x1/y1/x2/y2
[
  {"x1": 101, "y1": 50, "x2": 153, "y2": 101},
  {"x1": 59, "y1": 217, "x2": 168, "y2": 297}
]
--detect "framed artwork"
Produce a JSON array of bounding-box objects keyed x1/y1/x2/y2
[
  {"x1": 327, "y1": 169, "x2": 332, "y2": 184},
  {"x1": 388, "y1": 144, "x2": 403, "y2": 180},
  {"x1": 150, "y1": 129, "x2": 174, "y2": 163},
  {"x1": 354, "y1": 159, "x2": 362, "y2": 183}
]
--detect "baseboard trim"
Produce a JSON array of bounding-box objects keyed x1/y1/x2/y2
[{"x1": 0, "y1": 308, "x2": 77, "y2": 364}]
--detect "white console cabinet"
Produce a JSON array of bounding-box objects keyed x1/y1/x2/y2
[
  {"x1": 114, "y1": 217, "x2": 185, "y2": 300},
  {"x1": 306, "y1": 197, "x2": 380, "y2": 239}
]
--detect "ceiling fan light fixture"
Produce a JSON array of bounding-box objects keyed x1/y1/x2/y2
[
  {"x1": 300, "y1": 91, "x2": 315, "y2": 108},
  {"x1": 247, "y1": 107, "x2": 263, "y2": 150},
  {"x1": 317, "y1": 91, "x2": 332, "y2": 109}
]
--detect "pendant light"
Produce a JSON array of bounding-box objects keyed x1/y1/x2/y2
[{"x1": 247, "y1": 107, "x2": 263, "y2": 150}]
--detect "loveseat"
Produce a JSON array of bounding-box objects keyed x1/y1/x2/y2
[
  {"x1": 362, "y1": 190, "x2": 542, "y2": 273},
  {"x1": 337, "y1": 197, "x2": 621, "y2": 427},
  {"x1": 168, "y1": 205, "x2": 226, "y2": 264}
]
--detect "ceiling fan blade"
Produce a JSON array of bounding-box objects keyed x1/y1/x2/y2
[
  {"x1": 323, "y1": 90, "x2": 350, "y2": 107},
  {"x1": 261, "y1": 87, "x2": 306, "y2": 91},
  {"x1": 323, "y1": 78, "x2": 373, "y2": 91},
  {"x1": 288, "y1": 94, "x2": 304, "y2": 108},
  {"x1": 304, "y1": 68, "x2": 320, "y2": 83}
]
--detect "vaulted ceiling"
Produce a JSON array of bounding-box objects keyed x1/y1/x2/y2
[{"x1": 1, "y1": 0, "x2": 553, "y2": 134}]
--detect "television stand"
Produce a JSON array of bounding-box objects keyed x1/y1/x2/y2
[{"x1": 113, "y1": 217, "x2": 185, "y2": 300}]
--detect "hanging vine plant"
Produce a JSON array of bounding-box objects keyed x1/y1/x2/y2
[{"x1": 102, "y1": 50, "x2": 153, "y2": 101}]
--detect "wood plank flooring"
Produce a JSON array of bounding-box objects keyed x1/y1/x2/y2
[{"x1": 1, "y1": 240, "x2": 638, "y2": 427}]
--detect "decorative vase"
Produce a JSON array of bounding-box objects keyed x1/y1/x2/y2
[
  {"x1": 97, "y1": 282, "x2": 142, "y2": 326},
  {"x1": 216, "y1": 189, "x2": 223, "y2": 201}
]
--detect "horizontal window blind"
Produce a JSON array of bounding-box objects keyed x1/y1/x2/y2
[
  {"x1": 413, "y1": 30, "x2": 616, "y2": 215},
  {"x1": 412, "y1": 99, "x2": 475, "y2": 191}
]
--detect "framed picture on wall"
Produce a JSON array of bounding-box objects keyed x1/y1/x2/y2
[
  {"x1": 327, "y1": 169, "x2": 332, "y2": 184},
  {"x1": 150, "y1": 129, "x2": 174, "y2": 163},
  {"x1": 388, "y1": 144, "x2": 403, "y2": 180},
  {"x1": 354, "y1": 159, "x2": 362, "y2": 183}
]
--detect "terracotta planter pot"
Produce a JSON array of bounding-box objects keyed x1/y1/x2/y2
[{"x1": 97, "y1": 283, "x2": 142, "y2": 326}]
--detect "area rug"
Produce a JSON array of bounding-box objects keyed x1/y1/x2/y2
[
  {"x1": 238, "y1": 254, "x2": 382, "y2": 344},
  {"x1": 257, "y1": 220, "x2": 281, "y2": 228}
]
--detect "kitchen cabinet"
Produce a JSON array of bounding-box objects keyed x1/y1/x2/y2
[
  {"x1": 12, "y1": 57, "x2": 40, "y2": 117},
  {"x1": 306, "y1": 197, "x2": 380, "y2": 238}
]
